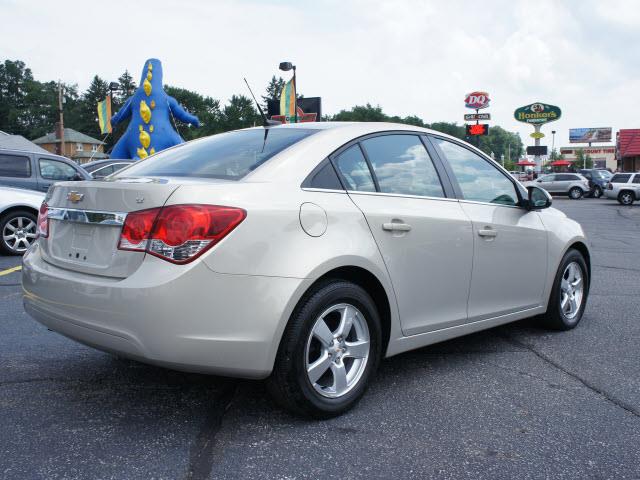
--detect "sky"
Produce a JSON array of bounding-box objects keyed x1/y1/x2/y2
[{"x1": 1, "y1": 0, "x2": 639, "y2": 152}]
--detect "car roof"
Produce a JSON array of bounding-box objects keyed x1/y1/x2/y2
[{"x1": 0, "y1": 147, "x2": 70, "y2": 162}]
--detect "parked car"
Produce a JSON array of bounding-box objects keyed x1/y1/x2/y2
[
  {"x1": 22, "y1": 123, "x2": 591, "y2": 417},
  {"x1": 530, "y1": 173, "x2": 590, "y2": 199},
  {"x1": 0, "y1": 185, "x2": 45, "y2": 255},
  {"x1": 578, "y1": 168, "x2": 613, "y2": 198},
  {"x1": 604, "y1": 172, "x2": 640, "y2": 205},
  {"x1": 0, "y1": 148, "x2": 91, "y2": 192},
  {"x1": 81, "y1": 159, "x2": 134, "y2": 179}
]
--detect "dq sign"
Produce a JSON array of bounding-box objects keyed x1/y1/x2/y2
[
  {"x1": 465, "y1": 91, "x2": 490, "y2": 110},
  {"x1": 514, "y1": 102, "x2": 561, "y2": 125}
]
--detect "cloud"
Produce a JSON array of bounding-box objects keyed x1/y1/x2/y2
[{"x1": 1, "y1": 0, "x2": 638, "y2": 150}]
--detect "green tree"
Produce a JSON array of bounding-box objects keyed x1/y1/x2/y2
[
  {"x1": 221, "y1": 94, "x2": 258, "y2": 131},
  {"x1": 331, "y1": 103, "x2": 388, "y2": 122},
  {"x1": 574, "y1": 148, "x2": 593, "y2": 169},
  {"x1": 165, "y1": 85, "x2": 222, "y2": 140},
  {"x1": 427, "y1": 122, "x2": 466, "y2": 139},
  {"x1": 478, "y1": 126, "x2": 523, "y2": 164},
  {"x1": 262, "y1": 75, "x2": 285, "y2": 111}
]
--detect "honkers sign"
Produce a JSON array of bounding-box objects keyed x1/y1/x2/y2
[{"x1": 514, "y1": 102, "x2": 562, "y2": 125}]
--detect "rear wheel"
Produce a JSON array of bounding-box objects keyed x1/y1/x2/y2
[
  {"x1": 0, "y1": 210, "x2": 37, "y2": 255},
  {"x1": 592, "y1": 186, "x2": 603, "y2": 198},
  {"x1": 540, "y1": 249, "x2": 589, "y2": 330},
  {"x1": 267, "y1": 280, "x2": 382, "y2": 418},
  {"x1": 618, "y1": 191, "x2": 635, "y2": 205},
  {"x1": 569, "y1": 187, "x2": 583, "y2": 199}
]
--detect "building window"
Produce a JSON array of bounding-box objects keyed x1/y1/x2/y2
[
  {"x1": 76, "y1": 143, "x2": 83, "y2": 152},
  {"x1": 91, "y1": 144, "x2": 98, "y2": 152}
]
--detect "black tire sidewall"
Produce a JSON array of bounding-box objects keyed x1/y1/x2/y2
[
  {"x1": 0, "y1": 210, "x2": 37, "y2": 255},
  {"x1": 275, "y1": 280, "x2": 382, "y2": 418}
]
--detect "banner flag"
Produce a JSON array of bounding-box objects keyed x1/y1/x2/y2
[
  {"x1": 97, "y1": 95, "x2": 112, "y2": 134},
  {"x1": 279, "y1": 78, "x2": 296, "y2": 122}
]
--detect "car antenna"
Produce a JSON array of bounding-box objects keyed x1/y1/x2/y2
[{"x1": 244, "y1": 78, "x2": 280, "y2": 127}]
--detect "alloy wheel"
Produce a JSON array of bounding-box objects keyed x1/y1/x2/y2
[
  {"x1": 560, "y1": 262, "x2": 584, "y2": 320},
  {"x1": 305, "y1": 303, "x2": 370, "y2": 398},
  {"x1": 620, "y1": 193, "x2": 633, "y2": 205},
  {"x1": 2, "y1": 216, "x2": 37, "y2": 253}
]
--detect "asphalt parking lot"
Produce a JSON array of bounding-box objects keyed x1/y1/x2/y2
[{"x1": 1, "y1": 197, "x2": 639, "y2": 480}]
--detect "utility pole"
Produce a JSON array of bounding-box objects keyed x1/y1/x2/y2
[{"x1": 57, "y1": 82, "x2": 65, "y2": 156}]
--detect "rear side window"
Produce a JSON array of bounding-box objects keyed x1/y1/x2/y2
[
  {"x1": 633, "y1": 175, "x2": 640, "y2": 184},
  {"x1": 334, "y1": 145, "x2": 376, "y2": 192},
  {"x1": 303, "y1": 159, "x2": 343, "y2": 190},
  {"x1": 556, "y1": 174, "x2": 577, "y2": 181},
  {"x1": 118, "y1": 128, "x2": 318, "y2": 180},
  {"x1": 360, "y1": 135, "x2": 445, "y2": 197},
  {"x1": 39, "y1": 159, "x2": 78, "y2": 180},
  {"x1": 611, "y1": 174, "x2": 631, "y2": 183},
  {"x1": 0, "y1": 154, "x2": 31, "y2": 178}
]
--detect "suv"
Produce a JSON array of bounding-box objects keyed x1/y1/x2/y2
[
  {"x1": 0, "y1": 148, "x2": 91, "y2": 192},
  {"x1": 578, "y1": 169, "x2": 613, "y2": 198},
  {"x1": 532, "y1": 173, "x2": 591, "y2": 199},
  {"x1": 604, "y1": 172, "x2": 640, "y2": 205}
]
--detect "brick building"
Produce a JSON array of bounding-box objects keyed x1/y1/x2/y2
[
  {"x1": 33, "y1": 128, "x2": 108, "y2": 164},
  {"x1": 616, "y1": 129, "x2": 640, "y2": 172}
]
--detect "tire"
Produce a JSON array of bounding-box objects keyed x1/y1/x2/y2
[
  {"x1": 618, "y1": 191, "x2": 635, "y2": 205},
  {"x1": 592, "y1": 186, "x2": 603, "y2": 198},
  {"x1": 569, "y1": 187, "x2": 583, "y2": 200},
  {"x1": 267, "y1": 279, "x2": 382, "y2": 418},
  {"x1": 540, "y1": 249, "x2": 589, "y2": 331},
  {"x1": 0, "y1": 209, "x2": 38, "y2": 255}
]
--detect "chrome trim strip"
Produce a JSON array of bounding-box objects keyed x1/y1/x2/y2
[
  {"x1": 301, "y1": 188, "x2": 347, "y2": 194},
  {"x1": 47, "y1": 208, "x2": 127, "y2": 226},
  {"x1": 346, "y1": 190, "x2": 459, "y2": 202},
  {"x1": 457, "y1": 199, "x2": 523, "y2": 209}
]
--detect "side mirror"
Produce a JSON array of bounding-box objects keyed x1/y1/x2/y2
[
  {"x1": 72, "y1": 173, "x2": 83, "y2": 181},
  {"x1": 526, "y1": 185, "x2": 552, "y2": 210}
]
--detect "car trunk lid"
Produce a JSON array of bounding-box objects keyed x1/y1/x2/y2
[{"x1": 41, "y1": 179, "x2": 180, "y2": 278}]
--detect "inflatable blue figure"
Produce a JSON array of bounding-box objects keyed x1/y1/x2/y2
[{"x1": 110, "y1": 58, "x2": 200, "y2": 159}]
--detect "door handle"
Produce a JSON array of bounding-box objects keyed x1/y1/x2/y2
[
  {"x1": 478, "y1": 228, "x2": 497, "y2": 238},
  {"x1": 382, "y1": 222, "x2": 412, "y2": 232}
]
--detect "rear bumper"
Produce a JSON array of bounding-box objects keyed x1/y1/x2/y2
[
  {"x1": 22, "y1": 244, "x2": 306, "y2": 379},
  {"x1": 604, "y1": 190, "x2": 617, "y2": 199}
]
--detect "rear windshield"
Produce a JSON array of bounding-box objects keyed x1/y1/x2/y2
[
  {"x1": 611, "y1": 174, "x2": 631, "y2": 183},
  {"x1": 117, "y1": 128, "x2": 318, "y2": 180}
]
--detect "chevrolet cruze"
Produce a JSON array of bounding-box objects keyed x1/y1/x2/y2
[{"x1": 22, "y1": 122, "x2": 590, "y2": 417}]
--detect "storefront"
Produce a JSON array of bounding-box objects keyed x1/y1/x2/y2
[
  {"x1": 559, "y1": 146, "x2": 616, "y2": 170},
  {"x1": 617, "y1": 129, "x2": 640, "y2": 172}
]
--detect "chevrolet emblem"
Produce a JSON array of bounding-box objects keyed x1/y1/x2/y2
[{"x1": 67, "y1": 191, "x2": 84, "y2": 203}]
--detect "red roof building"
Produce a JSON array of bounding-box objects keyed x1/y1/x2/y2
[{"x1": 616, "y1": 129, "x2": 640, "y2": 171}]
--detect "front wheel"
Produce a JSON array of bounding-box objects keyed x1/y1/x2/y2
[
  {"x1": 539, "y1": 249, "x2": 589, "y2": 330},
  {"x1": 267, "y1": 280, "x2": 382, "y2": 418},
  {"x1": 569, "y1": 187, "x2": 583, "y2": 199},
  {"x1": 618, "y1": 191, "x2": 635, "y2": 205}
]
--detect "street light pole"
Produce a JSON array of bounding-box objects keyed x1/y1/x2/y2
[{"x1": 551, "y1": 130, "x2": 556, "y2": 161}]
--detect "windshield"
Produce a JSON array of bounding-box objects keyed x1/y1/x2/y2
[
  {"x1": 595, "y1": 170, "x2": 612, "y2": 180},
  {"x1": 116, "y1": 128, "x2": 318, "y2": 180}
]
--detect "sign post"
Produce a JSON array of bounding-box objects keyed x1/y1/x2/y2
[
  {"x1": 514, "y1": 102, "x2": 562, "y2": 171},
  {"x1": 464, "y1": 92, "x2": 491, "y2": 147}
]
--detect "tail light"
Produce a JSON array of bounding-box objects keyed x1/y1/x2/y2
[
  {"x1": 118, "y1": 204, "x2": 246, "y2": 264},
  {"x1": 36, "y1": 202, "x2": 49, "y2": 238},
  {"x1": 607, "y1": 182, "x2": 613, "y2": 190}
]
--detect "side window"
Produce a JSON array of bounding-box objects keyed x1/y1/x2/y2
[
  {"x1": 433, "y1": 138, "x2": 518, "y2": 206},
  {"x1": 39, "y1": 159, "x2": 78, "y2": 181},
  {"x1": 92, "y1": 165, "x2": 115, "y2": 178},
  {"x1": 303, "y1": 159, "x2": 343, "y2": 190},
  {"x1": 360, "y1": 134, "x2": 445, "y2": 197},
  {"x1": 556, "y1": 174, "x2": 572, "y2": 181},
  {"x1": 611, "y1": 174, "x2": 631, "y2": 183},
  {"x1": 633, "y1": 175, "x2": 640, "y2": 184},
  {"x1": 0, "y1": 154, "x2": 31, "y2": 178},
  {"x1": 333, "y1": 145, "x2": 376, "y2": 192}
]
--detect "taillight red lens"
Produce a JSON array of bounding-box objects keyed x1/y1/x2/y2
[
  {"x1": 36, "y1": 202, "x2": 49, "y2": 238},
  {"x1": 118, "y1": 204, "x2": 246, "y2": 264}
]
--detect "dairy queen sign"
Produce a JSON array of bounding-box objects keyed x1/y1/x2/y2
[{"x1": 465, "y1": 91, "x2": 490, "y2": 110}]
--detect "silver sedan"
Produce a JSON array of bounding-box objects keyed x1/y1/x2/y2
[{"x1": 22, "y1": 122, "x2": 591, "y2": 417}]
